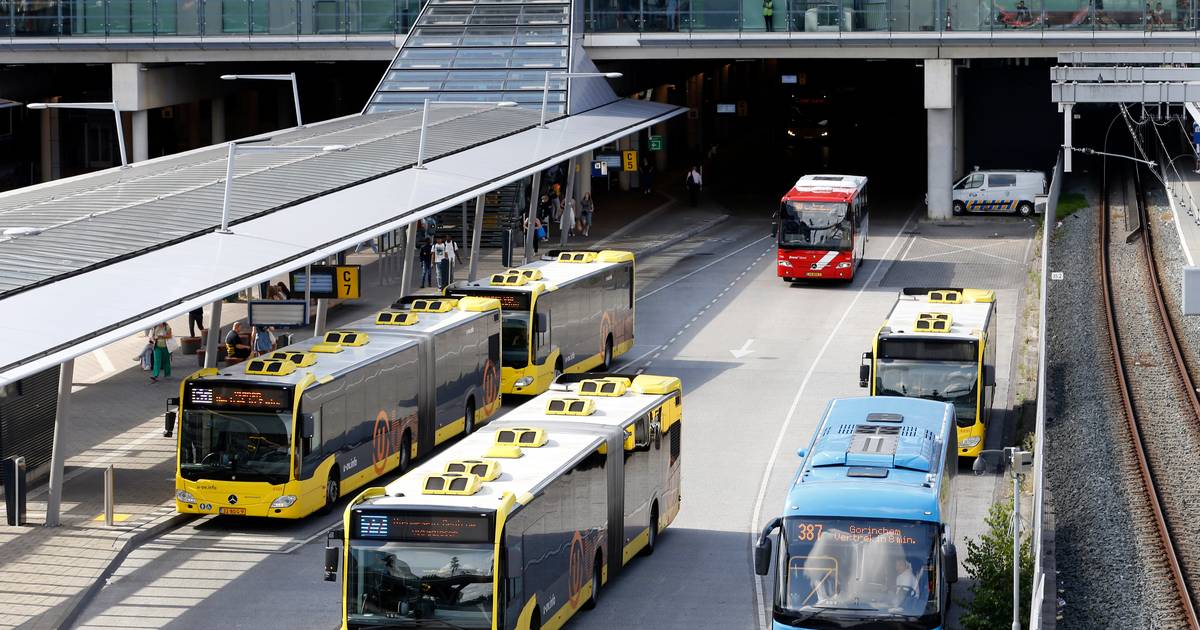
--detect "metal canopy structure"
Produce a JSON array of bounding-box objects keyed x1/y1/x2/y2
[{"x1": 0, "y1": 97, "x2": 685, "y2": 385}]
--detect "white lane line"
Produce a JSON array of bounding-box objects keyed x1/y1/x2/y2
[
  {"x1": 638, "y1": 236, "x2": 770, "y2": 302},
  {"x1": 623, "y1": 344, "x2": 665, "y2": 368},
  {"x1": 749, "y1": 213, "x2": 916, "y2": 630}
]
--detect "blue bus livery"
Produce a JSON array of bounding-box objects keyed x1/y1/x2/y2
[{"x1": 754, "y1": 396, "x2": 959, "y2": 630}]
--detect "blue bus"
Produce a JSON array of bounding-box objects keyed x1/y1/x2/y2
[{"x1": 754, "y1": 396, "x2": 959, "y2": 630}]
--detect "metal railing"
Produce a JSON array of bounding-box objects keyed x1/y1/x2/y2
[
  {"x1": 0, "y1": 0, "x2": 423, "y2": 38},
  {"x1": 585, "y1": 0, "x2": 1200, "y2": 33}
]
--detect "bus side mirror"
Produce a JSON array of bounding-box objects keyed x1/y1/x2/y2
[
  {"x1": 942, "y1": 542, "x2": 958, "y2": 584},
  {"x1": 164, "y1": 398, "x2": 180, "y2": 437},
  {"x1": 301, "y1": 413, "x2": 315, "y2": 439},
  {"x1": 982, "y1": 364, "x2": 996, "y2": 387},
  {"x1": 534, "y1": 313, "x2": 549, "y2": 333},
  {"x1": 754, "y1": 537, "x2": 773, "y2": 576},
  {"x1": 859, "y1": 352, "x2": 872, "y2": 388},
  {"x1": 324, "y1": 529, "x2": 343, "y2": 582},
  {"x1": 770, "y1": 222, "x2": 778, "y2": 238}
]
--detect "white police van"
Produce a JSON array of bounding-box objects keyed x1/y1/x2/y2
[{"x1": 952, "y1": 169, "x2": 1046, "y2": 217}]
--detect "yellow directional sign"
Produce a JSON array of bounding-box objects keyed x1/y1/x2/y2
[
  {"x1": 623, "y1": 150, "x2": 638, "y2": 172},
  {"x1": 335, "y1": 265, "x2": 361, "y2": 300}
]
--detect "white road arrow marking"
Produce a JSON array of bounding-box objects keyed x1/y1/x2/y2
[{"x1": 730, "y1": 338, "x2": 755, "y2": 359}]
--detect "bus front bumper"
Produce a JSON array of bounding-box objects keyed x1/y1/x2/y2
[
  {"x1": 777, "y1": 254, "x2": 854, "y2": 280},
  {"x1": 175, "y1": 478, "x2": 310, "y2": 519}
]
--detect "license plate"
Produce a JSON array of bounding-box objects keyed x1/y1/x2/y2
[
  {"x1": 219, "y1": 507, "x2": 246, "y2": 515},
  {"x1": 805, "y1": 272, "x2": 822, "y2": 277}
]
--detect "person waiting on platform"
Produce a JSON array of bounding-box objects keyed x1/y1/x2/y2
[{"x1": 225, "y1": 322, "x2": 252, "y2": 362}]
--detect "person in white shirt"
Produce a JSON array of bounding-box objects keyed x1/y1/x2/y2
[
  {"x1": 432, "y1": 236, "x2": 450, "y2": 290},
  {"x1": 686, "y1": 166, "x2": 703, "y2": 206},
  {"x1": 892, "y1": 557, "x2": 919, "y2": 609}
]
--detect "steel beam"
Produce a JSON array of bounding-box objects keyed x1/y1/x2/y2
[
  {"x1": 1057, "y1": 51, "x2": 1200, "y2": 65},
  {"x1": 1052, "y1": 82, "x2": 1200, "y2": 103},
  {"x1": 45, "y1": 358, "x2": 73, "y2": 527},
  {"x1": 1052, "y1": 66, "x2": 1200, "y2": 83}
]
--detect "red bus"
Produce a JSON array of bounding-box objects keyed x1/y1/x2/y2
[{"x1": 774, "y1": 174, "x2": 869, "y2": 282}]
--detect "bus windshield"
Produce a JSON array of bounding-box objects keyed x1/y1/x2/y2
[
  {"x1": 780, "y1": 200, "x2": 851, "y2": 251},
  {"x1": 179, "y1": 410, "x2": 292, "y2": 484},
  {"x1": 347, "y1": 541, "x2": 494, "y2": 630},
  {"x1": 501, "y1": 312, "x2": 530, "y2": 369},
  {"x1": 777, "y1": 517, "x2": 940, "y2": 630},
  {"x1": 874, "y1": 359, "x2": 978, "y2": 428}
]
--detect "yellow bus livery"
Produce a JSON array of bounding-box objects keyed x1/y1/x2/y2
[{"x1": 172, "y1": 296, "x2": 502, "y2": 519}]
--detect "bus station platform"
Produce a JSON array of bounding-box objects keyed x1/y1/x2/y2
[{"x1": 0, "y1": 187, "x2": 727, "y2": 630}]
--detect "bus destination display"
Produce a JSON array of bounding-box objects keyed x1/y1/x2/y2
[
  {"x1": 355, "y1": 511, "x2": 492, "y2": 543},
  {"x1": 453, "y1": 291, "x2": 530, "y2": 311},
  {"x1": 187, "y1": 384, "x2": 291, "y2": 411}
]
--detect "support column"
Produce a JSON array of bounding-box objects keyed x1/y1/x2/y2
[
  {"x1": 314, "y1": 299, "x2": 329, "y2": 337},
  {"x1": 925, "y1": 59, "x2": 955, "y2": 220},
  {"x1": 131, "y1": 109, "x2": 149, "y2": 163},
  {"x1": 560, "y1": 157, "x2": 578, "y2": 247},
  {"x1": 39, "y1": 107, "x2": 61, "y2": 182},
  {"x1": 953, "y1": 77, "x2": 966, "y2": 179},
  {"x1": 45, "y1": 359, "x2": 74, "y2": 527},
  {"x1": 203, "y1": 299, "x2": 224, "y2": 369},
  {"x1": 400, "y1": 224, "x2": 417, "y2": 295},
  {"x1": 1062, "y1": 103, "x2": 1074, "y2": 173},
  {"x1": 469, "y1": 194, "x2": 485, "y2": 282},
  {"x1": 617, "y1": 136, "x2": 632, "y2": 191},
  {"x1": 212, "y1": 97, "x2": 226, "y2": 144},
  {"x1": 579, "y1": 150, "x2": 593, "y2": 200},
  {"x1": 525, "y1": 171, "x2": 542, "y2": 264}
]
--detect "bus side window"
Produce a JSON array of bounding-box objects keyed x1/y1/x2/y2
[
  {"x1": 322, "y1": 397, "x2": 347, "y2": 457},
  {"x1": 627, "y1": 267, "x2": 634, "y2": 309},
  {"x1": 534, "y1": 305, "x2": 551, "y2": 364},
  {"x1": 669, "y1": 422, "x2": 681, "y2": 466},
  {"x1": 488, "y1": 332, "x2": 500, "y2": 365}
]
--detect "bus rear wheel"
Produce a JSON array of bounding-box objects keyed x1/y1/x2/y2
[
  {"x1": 601, "y1": 337, "x2": 613, "y2": 370},
  {"x1": 583, "y1": 554, "x2": 602, "y2": 610},
  {"x1": 464, "y1": 399, "x2": 476, "y2": 435},
  {"x1": 643, "y1": 504, "x2": 659, "y2": 556},
  {"x1": 1017, "y1": 201, "x2": 1034, "y2": 217},
  {"x1": 399, "y1": 431, "x2": 412, "y2": 473}
]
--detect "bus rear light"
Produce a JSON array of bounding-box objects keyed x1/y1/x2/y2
[
  {"x1": 271, "y1": 495, "x2": 297, "y2": 508},
  {"x1": 176, "y1": 490, "x2": 197, "y2": 504}
]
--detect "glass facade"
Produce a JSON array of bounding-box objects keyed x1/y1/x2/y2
[
  {"x1": 0, "y1": 0, "x2": 423, "y2": 36},
  {"x1": 367, "y1": 0, "x2": 570, "y2": 113},
  {"x1": 583, "y1": 0, "x2": 1200, "y2": 32}
]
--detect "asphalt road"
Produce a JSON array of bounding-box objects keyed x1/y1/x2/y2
[{"x1": 75, "y1": 195, "x2": 1019, "y2": 630}]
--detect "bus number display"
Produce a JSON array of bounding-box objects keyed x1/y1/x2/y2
[
  {"x1": 187, "y1": 384, "x2": 291, "y2": 411},
  {"x1": 354, "y1": 511, "x2": 492, "y2": 543},
  {"x1": 454, "y1": 291, "x2": 530, "y2": 311}
]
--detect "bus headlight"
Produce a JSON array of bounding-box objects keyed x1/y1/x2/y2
[
  {"x1": 959, "y1": 437, "x2": 981, "y2": 448},
  {"x1": 271, "y1": 495, "x2": 298, "y2": 508},
  {"x1": 176, "y1": 490, "x2": 197, "y2": 504},
  {"x1": 836, "y1": 262, "x2": 851, "y2": 269},
  {"x1": 778, "y1": 260, "x2": 793, "y2": 268},
  {"x1": 515, "y1": 377, "x2": 534, "y2": 388}
]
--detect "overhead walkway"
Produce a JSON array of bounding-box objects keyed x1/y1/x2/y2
[{"x1": 0, "y1": 96, "x2": 683, "y2": 386}]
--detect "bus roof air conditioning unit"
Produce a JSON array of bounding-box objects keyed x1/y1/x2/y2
[
  {"x1": 927, "y1": 290, "x2": 963, "y2": 304},
  {"x1": 495, "y1": 427, "x2": 549, "y2": 447},
  {"x1": 422, "y1": 472, "x2": 483, "y2": 496},
  {"x1": 310, "y1": 342, "x2": 345, "y2": 354},
  {"x1": 914, "y1": 312, "x2": 952, "y2": 333},
  {"x1": 546, "y1": 398, "x2": 596, "y2": 416},
  {"x1": 409, "y1": 299, "x2": 457, "y2": 313},
  {"x1": 323, "y1": 331, "x2": 369, "y2": 346},
  {"x1": 490, "y1": 272, "x2": 529, "y2": 287},
  {"x1": 376, "y1": 311, "x2": 419, "y2": 326},
  {"x1": 266, "y1": 351, "x2": 318, "y2": 367},
  {"x1": 507, "y1": 268, "x2": 543, "y2": 281},
  {"x1": 557, "y1": 251, "x2": 598, "y2": 263},
  {"x1": 577, "y1": 378, "x2": 629, "y2": 397},
  {"x1": 243, "y1": 358, "x2": 299, "y2": 376},
  {"x1": 445, "y1": 459, "x2": 501, "y2": 481}
]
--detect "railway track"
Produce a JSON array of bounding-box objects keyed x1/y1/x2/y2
[{"x1": 1100, "y1": 166, "x2": 1200, "y2": 629}]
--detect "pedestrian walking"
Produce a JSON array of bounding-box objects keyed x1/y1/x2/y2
[
  {"x1": 524, "y1": 216, "x2": 543, "y2": 253},
  {"x1": 419, "y1": 238, "x2": 434, "y2": 288},
  {"x1": 446, "y1": 237, "x2": 463, "y2": 283},
  {"x1": 560, "y1": 197, "x2": 577, "y2": 241},
  {"x1": 686, "y1": 165, "x2": 703, "y2": 206},
  {"x1": 188, "y1": 306, "x2": 205, "y2": 337},
  {"x1": 641, "y1": 159, "x2": 656, "y2": 195},
  {"x1": 579, "y1": 193, "x2": 595, "y2": 237},
  {"x1": 251, "y1": 325, "x2": 274, "y2": 357},
  {"x1": 763, "y1": 0, "x2": 775, "y2": 30},
  {"x1": 149, "y1": 321, "x2": 172, "y2": 383},
  {"x1": 275, "y1": 281, "x2": 292, "y2": 299},
  {"x1": 433, "y1": 235, "x2": 452, "y2": 290}
]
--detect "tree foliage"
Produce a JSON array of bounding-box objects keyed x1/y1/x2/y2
[{"x1": 960, "y1": 501, "x2": 1035, "y2": 630}]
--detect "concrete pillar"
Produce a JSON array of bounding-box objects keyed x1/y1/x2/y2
[
  {"x1": 314, "y1": 299, "x2": 329, "y2": 337},
  {"x1": 469, "y1": 194, "x2": 485, "y2": 282},
  {"x1": 131, "y1": 110, "x2": 149, "y2": 163},
  {"x1": 212, "y1": 97, "x2": 226, "y2": 144},
  {"x1": 925, "y1": 59, "x2": 955, "y2": 220},
  {"x1": 39, "y1": 107, "x2": 61, "y2": 182},
  {"x1": 45, "y1": 359, "x2": 74, "y2": 527},
  {"x1": 579, "y1": 150, "x2": 593, "y2": 200},
  {"x1": 953, "y1": 78, "x2": 965, "y2": 179},
  {"x1": 203, "y1": 299, "x2": 224, "y2": 369},
  {"x1": 1062, "y1": 103, "x2": 1074, "y2": 173},
  {"x1": 525, "y1": 171, "x2": 542, "y2": 264},
  {"x1": 560, "y1": 157, "x2": 578, "y2": 247}
]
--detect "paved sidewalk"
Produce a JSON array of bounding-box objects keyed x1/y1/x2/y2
[{"x1": 0, "y1": 186, "x2": 728, "y2": 629}]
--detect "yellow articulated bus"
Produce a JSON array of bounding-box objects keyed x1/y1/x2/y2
[
  {"x1": 173, "y1": 296, "x2": 503, "y2": 519},
  {"x1": 447, "y1": 249, "x2": 635, "y2": 396},
  {"x1": 323, "y1": 372, "x2": 682, "y2": 630},
  {"x1": 858, "y1": 287, "x2": 997, "y2": 459}
]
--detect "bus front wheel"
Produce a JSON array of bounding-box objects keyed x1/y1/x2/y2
[
  {"x1": 601, "y1": 337, "x2": 613, "y2": 370},
  {"x1": 399, "y1": 431, "x2": 412, "y2": 473},
  {"x1": 1017, "y1": 201, "x2": 1034, "y2": 217},
  {"x1": 952, "y1": 201, "x2": 966, "y2": 216},
  {"x1": 644, "y1": 503, "x2": 659, "y2": 556},
  {"x1": 464, "y1": 399, "x2": 476, "y2": 435},
  {"x1": 583, "y1": 554, "x2": 602, "y2": 610},
  {"x1": 321, "y1": 473, "x2": 340, "y2": 514}
]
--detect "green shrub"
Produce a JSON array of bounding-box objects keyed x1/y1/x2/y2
[
  {"x1": 1056, "y1": 192, "x2": 1088, "y2": 220},
  {"x1": 960, "y1": 501, "x2": 1035, "y2": 630}
]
